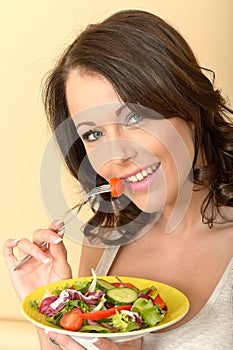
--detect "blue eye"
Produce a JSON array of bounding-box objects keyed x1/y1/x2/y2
[
  {"x1": 126, "y1": 112, "x2": 143, "y2": 126},
  {"x1": 82, "y1": 129, "x2": 104, "y2": 142}
]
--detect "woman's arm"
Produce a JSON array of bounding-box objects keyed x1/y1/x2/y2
[
  {"x1": 3, "y1": 221, "x2": 73, "y2": 349},
  {"x1": 37, "y1": 328, "x2": 63, "y2": 350},
  {"x1": 47, "y1": 331, "x2": 142, "y2": 350},
  {"x1": 3, "y1": 225, "x2": 142, "y2": 350}
]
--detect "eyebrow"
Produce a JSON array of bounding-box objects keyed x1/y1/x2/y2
[
  {"x1": 115, "y1": 104, "x2": 126, "y2": 116},
  {"x1": 76, "y1": 121, "x2": 96, "y2": 129},
  {"x1": 76, "y1": 105, "x2": 127, "y2": 129}
]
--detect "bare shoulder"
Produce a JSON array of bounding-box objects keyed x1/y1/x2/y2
[{"x1": 78, "y1": 242, "x2": 105, "y2": 277}]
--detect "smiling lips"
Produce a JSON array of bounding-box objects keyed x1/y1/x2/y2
[{"x1": 123, "y1": 163, "x2": 161, "y2": 183}]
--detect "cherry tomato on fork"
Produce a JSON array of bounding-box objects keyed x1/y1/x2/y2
[{"x1": 110, "y1": 178, "x2": 124, "y2": 197}]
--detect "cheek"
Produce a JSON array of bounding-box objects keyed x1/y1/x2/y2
[
  {"x1": 157, "y1": 123, "x2": 194, "y2": 179},
  {"x1": 83, "y1": 142, "x2": 115, "y2": 177},
  {"x1": 130, "y1": 174, "x2": 167, "y2": 213},
  {"x1": 161, "y1": 137, "x2": 194, "y2": 196}
]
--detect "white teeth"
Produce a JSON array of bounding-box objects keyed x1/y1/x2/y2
[
  {"x1": 136, "y1": 172, "x2": 144, "y2": 181},
  {"x1": 125, "y1": 163, "x2": 160, "y2": 183},
  {"x1": 129, "y1": 175, "x2": 138, "y2": 182},
  {"x1": 141, "y1": 169, "x2": 148, "y2": 177},
  {"x1": 147, "y1": 167, "x2": 153, "y2": 174}
]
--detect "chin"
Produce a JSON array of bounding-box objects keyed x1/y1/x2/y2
[{"x1": 130, "y1": 191, "x2": 166, "y2": 213}]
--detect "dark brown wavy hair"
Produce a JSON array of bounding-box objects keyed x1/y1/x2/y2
[{"x1": 43, "y1": 9, "x2": 233, "y2": 244}]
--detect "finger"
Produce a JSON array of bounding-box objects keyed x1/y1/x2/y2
[
  {"x1": 32, "y1": 228, "x2": 64, "y2": 246},
  {"x1": 49, "y1": 220, "x2": 65, "y2": 235},
  {"x1": 33, "y1": 226, "x2": 71, "y2": 278},
  {"x1": 47, "y1": 332, "x2": 86, "y2": 350},
  {"x1": 92, "y1": 337, "x2": 141, "y2": 350},
  {"x1": 47, "y1": 333, "x2": 140, "y2": 350},
  {"x1": 16, "y1": 238, "x2": 51, "y2": 264},
  {"x1": 33, "y1": 228, "x2": 68, "y2": 268},
  {"x1": 91, "y1": 338, "x2": 122, "y2": 350},
  {"x1": 3, "y1": 239, "x2": 21, "y2": 270},
  {"x1": 49, "y1": 242, "x2": 72, "y2": 280}
]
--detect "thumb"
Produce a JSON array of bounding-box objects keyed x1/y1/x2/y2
[
  {"x1": 47, "y1": 332, "x2": 84, "y2": 349},
  {"x1": 91, "y1": 338, "x2": 119, "y2": 350},
  {"x1": 50, "y1": 242, "x2": 72, "y2": 280},
  {"x1": 92, "y1": 338, "x2": 141, "y2": 350}
]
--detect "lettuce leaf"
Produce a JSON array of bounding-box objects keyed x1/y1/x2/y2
[
  {"x1": 111, "y1": 311, "x2": 139, "y2": 332},
  {"x1": 46, "y1": 300, "x2": 88, "y2": 326},
  {"x1": 131, "y1": 298, "x2": 165, "y2": 327},
  {"x1": 79, "y1": 325, "x2": 112, "y2": 333},
  {"x1": 72, "y1": 279, "x2": 90, "y2": 293}
]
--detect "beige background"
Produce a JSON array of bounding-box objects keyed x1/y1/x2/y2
[{"x1": 0, "y1": 1, "x2": 232, "y2": 349}]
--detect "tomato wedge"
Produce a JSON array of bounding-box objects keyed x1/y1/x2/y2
[
  {"x1": 153, "y1": 293, "x2": 167, "y2": 309},
  {"x1": 112, "y1": 282, "x2": 139, "y2": 289},
  {"x1": 60, "y1": 308, "x2": 83, "y2": 331},
  {"x1": 110, "y1": 178, "x2": 124, "y2": 197},
  {"x1": 81, "y1": 305, "x2": 132, "y2": 320}
]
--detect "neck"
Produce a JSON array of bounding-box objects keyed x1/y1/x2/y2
[{"x1": 156, "y1": 182, "x2": 208, "y2": 235}]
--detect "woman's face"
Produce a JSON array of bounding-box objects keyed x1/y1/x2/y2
[{"x1": 66, "y1": 70, "x2": 194, "y2": 213}]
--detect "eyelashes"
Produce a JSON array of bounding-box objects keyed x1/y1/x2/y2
[
  {"x1": 126, "y1": 112, "x2": 143, "y2": 126},
  {"x1": 81, "y1": 129, "x2": 104, "y2": 142},
  {"x1": 80, "y1": 113, "x2": 143, "y2": 143}
]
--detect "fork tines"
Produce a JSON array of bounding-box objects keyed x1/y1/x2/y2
[{"x1": 85, "y1": 184, "x2": 111, "y2": 201}]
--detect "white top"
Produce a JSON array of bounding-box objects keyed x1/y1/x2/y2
[{"x1": 96, "y1": 247, "x2": 233, "y2": 350}]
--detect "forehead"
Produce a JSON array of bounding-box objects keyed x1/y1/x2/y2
[{"x1": 65, "y1": 70, "x2": 121, "y2": 117}]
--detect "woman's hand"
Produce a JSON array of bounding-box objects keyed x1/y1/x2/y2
[
  {"x1": 47, "y1": 331, "x2": 141, "y2": 350},
  {"x1": 3, "y1": 220, "x2": 72, "y2": 301}
]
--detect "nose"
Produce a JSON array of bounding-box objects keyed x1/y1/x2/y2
[
  {"x1": 87, "y1": 138, "x2": 138, "y2": 176},
  {"x1": 108, "y1": 138, "x2": 137, "y2": 166}
]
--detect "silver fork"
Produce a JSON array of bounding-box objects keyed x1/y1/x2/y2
[
  {"x1": 84, "y1": 184, "x2": 111, "y2": 202},
  {"x1": 13, "y1": 184, "x2": 111, "y2": 271}
]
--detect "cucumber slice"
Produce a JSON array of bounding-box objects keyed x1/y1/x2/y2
[
  {"x1": 106, "y1": 287, "x2": 138, "y2": 305},
  {"x1": 96, "y1": 279, "x2": 115, "y2": 292}
]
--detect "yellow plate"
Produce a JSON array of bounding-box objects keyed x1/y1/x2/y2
[{"x1": 21, "y1": 276, "x2": 189, "y2": 343}]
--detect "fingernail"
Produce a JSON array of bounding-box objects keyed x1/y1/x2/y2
[
  {"x1": 57, "y1": 227, "x2": 65, "y2": 236},
  {"x1": 13, "y1": 239, "x2": 20, "y2": 245},
  {"x1": 53, "y1": 220, "x2": 64, "y2": 227},
  {"x1": 53, "y1": 220, "x2": 65, "y2": 236},
  {"x1": 79, "y1": 338, "x2": 101, "y2": 350},
  {"x1": 54, "y1": 237, "x2": 63, "y2": 244},
  {"x1": 90, "y1": 337, "x2": 102, "y2": 348},
  {"x1": 37, "y1": 252, "x2": 50, "y2": 264}
]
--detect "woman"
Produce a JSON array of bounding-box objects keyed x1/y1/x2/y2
[{"x1": 3, "y1": 9, "x2": 233, "y2": 350}]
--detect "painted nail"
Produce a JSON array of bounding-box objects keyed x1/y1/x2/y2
[
  {"x1": 13, "y1": 239, "x2": 20, "y2": 245},
  {"x1": 37, "y1": 252, "x2": 50, "y2": 264},
  {"x1": 90, "y1": 337, "x2": 102, "y2": 348},
  {"x1": 77, "y1": 338, "x2": 101, "y2": 350},
  {"x1": 57, "y1": 228, "x2": 65, "y2": 236},
  {"x1": 53, "y1": 220, "x2": 64, "y2": 227},
  {"x1": 54, "y1": 237, "x2": 63, "y2": 244}
]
